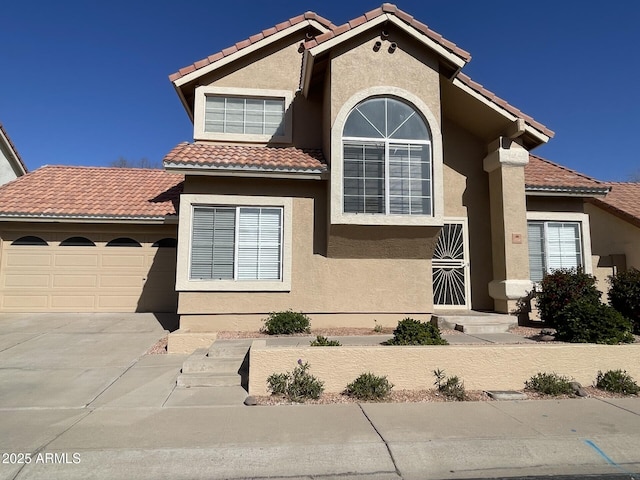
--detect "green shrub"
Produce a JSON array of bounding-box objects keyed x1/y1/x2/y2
[
  {"x1": 535, "y1": 268, "x2": 600, "y2": 327},
  {"x1": 608, "y1": 268, "x2": 640, "y2": 333},
  {"x1": 595, "y1": 370, "x2": 640, "y2": 395},
  {"x1": 266, "y1": 360, "x2": 324, "y2": 402},
  {"x1": 345, "y1": 373, "x2": 394, "y2": 401},
  {"x1": 262, "y1": 310, "x2": 311, "y2": 335},
  {"x1": 373, "y1": 320, "x2": 384, "y2": 333},
  {"x1": 386, "y1": 318, "x2": 448, "y2": 345},
  {"x1": 433, "y1": 368, "x2": 466, "y2": 401},
  {"x1": 310, "y1": 335, "x2": 341, "y2": 346},
  {"x1": 524, "y1": 372, "x2": 574, "y2": 395},
  {"x1": 555, "y1": 300, "x2": 634, "y2": 344}
]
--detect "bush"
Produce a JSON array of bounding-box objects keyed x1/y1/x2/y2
[
  {"x1": 608, "y1": 268, "x2": 640, "y2": 333},
  {"x1": 525, "y1": 372, "x2": 574, "y2": 395},
  {"x1": 535, "y1": 268, "x2": 600, "y2": 327},
  {"x1": 262, "y1": 310, "x2": 311, "y2": 335},
  {"x1": 595, "y1": 370, "x2": 640, "y2": 395},
  {"x1": 310, "y1": 335, "x2": 341, "y2": 346},
  {"x1": 345, "y1": 373, "x2": 393, "y2": 401},
  {"x1": 555, "y1": 300, "x2": 634, "y2": 344},
  {"x1": 266, "y1": 360, "x2": 324, "y2": 402},
  {"x1": 386, "y1": 318, "x2": 448, "y2": 345},
  {"x1": 433, "y1": 369, "x2": 466, "y2": 401}
]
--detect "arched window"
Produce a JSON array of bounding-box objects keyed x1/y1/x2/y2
[
  {"x1": 60, "y1": 236, "x2": 95, "y2": 246},
  {"x1": 342, "y1": 97, "x2": 432, "y2": 215},
  {"x1": 11, "y1": 236, "x2": 48, "y2": 246},
  {"x1": 106, "y1": 237, "x2": 142, "y2": 247},
  {"x1": 152, "y1": 238, "x2": 177, "y2": 248}
]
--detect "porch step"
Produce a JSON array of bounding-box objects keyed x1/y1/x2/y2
[
  {"x1": 432, "y1": 312, "x2": 517, "y2": 334},
  {"x1": 176, "y1": 342, "x2": 250, "y2": 389}
]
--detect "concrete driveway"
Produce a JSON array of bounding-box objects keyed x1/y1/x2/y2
[{"x1": 1, "y1": 313, "x2": 640, "y2": 480}]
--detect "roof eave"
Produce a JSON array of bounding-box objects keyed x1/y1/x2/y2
[
  {"x1": 0, "y1": 214, "x2": 178, "y2": 224},
  {"x1": 0, "y1": 126, "x2": 28, "y2": 176},
  {"x1": 525, "y1": 186, "x2": 610, "y2": 198},
  {"x1": 164, "y1": 162, "x2": 327, "y2": 180}
]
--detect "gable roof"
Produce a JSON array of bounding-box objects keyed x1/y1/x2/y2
[
  {"x1": 589, "y1": 182, "x2": 640, "y2": 229},
  {"x1": 169, "y1": 12, "x2": 335, "y2": 86},
  {"x1": 524, "y1": 155, "x2": 609, "y2": 196},
  {"x1": 0, "y1": 166, "x2": 183, "y2": 221},
  {"x1": 163, "y1": 142, "x2": 327, "y2": 176},
  {"x1": 0, "y1": 123, "x2": 28, "y2": 176}
]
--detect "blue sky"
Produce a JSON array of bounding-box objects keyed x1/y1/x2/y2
[{"x1": 1, "y1": 1, "x2": 638, "y2": 180}]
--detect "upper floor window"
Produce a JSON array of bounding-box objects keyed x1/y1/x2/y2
[
  {"x1": 343, "y1": 97, "x2": 432, "y2": 216},
  {"x1": 193, "y1": 86, "x2": 293, "y2": 144}
]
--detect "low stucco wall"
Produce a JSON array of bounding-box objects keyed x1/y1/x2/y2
[{"x1": 248, "y1": 341, "x2": 640, "y2": 396}]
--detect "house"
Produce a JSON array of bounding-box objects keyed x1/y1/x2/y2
[
  {"x1": 0, "y1": 123, "x2": 27, "y2": 184},
  {"x1": 0, "y1": 5, "x2": 637, "y2": 337}
]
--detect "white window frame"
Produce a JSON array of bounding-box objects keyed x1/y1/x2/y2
[
  {"x1": 193, "y1": 86, "x2": 293, "y2": 144},
  {"x1": 330, "y1": 87, "x2": 444, "y2": 226},
  {"x1": 526, "y1": 211, "x2": 593, "y2": 282},
  {"x1": 176, "y1": 194, "x2": 292, "y2": 292}
]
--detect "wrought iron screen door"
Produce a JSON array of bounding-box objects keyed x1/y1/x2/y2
[{"x1": 432, "y1": 220, "x2": 470, "y2": 308}]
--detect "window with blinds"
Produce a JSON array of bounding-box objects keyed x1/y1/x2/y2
[
  {"x1": 527, "y1": 221, "x2": 583, "y2": 282},
  {"x1": 190, "y1": 206, "x2": 282, "y2": 281},
  {"x1": 342, "y1": 97, "x2": 432, "y2": 216},
  {"x1": 204, "y1": 96, "x2": 285, "y2": 136}
]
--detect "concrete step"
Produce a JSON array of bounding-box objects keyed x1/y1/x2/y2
[
  {"x1": 181, "y1": 356, "x2": 245, "y2": 374},
  {"x1": 176, "y1": 373, "x2": 242, "y2": 388},
  {"x1": 432, "y1": 312, "x2": 516, "y2": 334},
  {"x1": 208, "y1": 345, "x2": 251, "y2": 358},
  {"x1": 455, "y1": 322, "x2": 512, "y2": 334}
]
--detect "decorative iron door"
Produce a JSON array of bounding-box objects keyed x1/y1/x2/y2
[{"x1": 432, "y1": 221, "x2": 470, "y2": 308}]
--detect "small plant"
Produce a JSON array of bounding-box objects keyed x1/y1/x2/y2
[
  {"x1": 535, "y1": 268, "x2": 600, "y2": 327},
  {"x1": 345, "y1": 373, "x2": 393, "y2": 401},
  {"x1": 373, "y1": 319, "x2": 384, "y2": 333},
  {"x1": 555, "y1": 300, "x2": 634, "y2": 344},
  {"x1": 310, "y1": 335, "x2": 341, "y2": 346},
  {"x1": 524, "y1": 372, "x2": 574, "y2": 395},
  {"x1": 433, "y1": 368, "x2": 466, "y2": 401},
  {"x1": 608, "y1": 268, "x2": 640, "y2": 333},
  {"x1": 267, "y1": 360, "x2": 324, "y2": 402},
  {"x1": 595, "y1": 370, "x2": 640, "y2": 395},
  {"x1": 386, "y1": 318, "x2": 448, "y2": 345},
  {"x1": 262, "y1": 310, "x2": 311, "y2": 335}
]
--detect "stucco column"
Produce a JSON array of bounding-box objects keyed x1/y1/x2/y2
[{"x1": 483, "y1": 137, "x2": 532, "y2": 313}]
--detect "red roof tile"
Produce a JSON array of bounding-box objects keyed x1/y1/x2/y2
[
  {"x1": 169, "y1": 12, "x2": 336, "y2": 83},
  {"x1": 163, "y1": 142, "x2": 327, "y2": 173},
  {"x1": 0, "y1": 166, "x2": 183, "y2": 219},
  {"x1": 456, "y1": 74, "x2": 554, "y2": 138},
  {"x1": 303, "y1": 3, "x2": 471, "y2": 62},
  {"x1": 525, "y1": 155, "x2": 608, "y2": 194},
  {"x1": 0, "y1": 123, "x2": 28, "y2": 174},
  {"x1": 589, "y1": 182, "x2": 640, "y2": 228}
]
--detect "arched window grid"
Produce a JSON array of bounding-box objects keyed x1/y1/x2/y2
[{"x1": 342, "y1": 97, "x2": 433, "y2": 216}]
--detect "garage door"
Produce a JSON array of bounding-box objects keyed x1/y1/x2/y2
[{"x1": 0, "y1": 233, "x2": 178, "y2": 312}]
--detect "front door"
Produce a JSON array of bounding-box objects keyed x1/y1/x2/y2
[{"x1": 432, "y1": 219, "x2": 470, "y2": 308}]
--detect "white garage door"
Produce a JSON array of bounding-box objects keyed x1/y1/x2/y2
[{"x1": 0, "y1": 233, "x2": 177, "y2": 312}]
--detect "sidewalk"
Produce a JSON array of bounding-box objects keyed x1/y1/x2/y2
[{"x1": 1, "y1": 314, "x2": 639, "y2": 480}]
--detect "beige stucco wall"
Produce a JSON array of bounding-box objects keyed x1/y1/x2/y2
[
  {"x1": 587, "y1": 203, "x2": 640, "y2": 293},
  {"x1": 0, "y1": 144, "x2": 21, "y2": 185},
  {"x1": 249, "y1": 341, "x2": 640, "y2": 395},
  {"x1": 328, "y1": 28, "x2": 441, "y2": 129},
  {"x1": 178, "y1": 176, "x2": 434, "y2": 327}
]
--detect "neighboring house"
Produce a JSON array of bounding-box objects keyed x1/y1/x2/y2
[
  {"x1": 0, "y1": 123, "x2": 27, "y2": 184},
  {"x1": 0, "y1": 5, "x2": 637, "y2": 332}
]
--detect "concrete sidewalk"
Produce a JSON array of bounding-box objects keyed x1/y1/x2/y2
[{"x1": 1, "y1": 314, "x2": 639, "y2": 480}]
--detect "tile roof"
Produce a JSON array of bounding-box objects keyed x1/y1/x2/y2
[
  {"x1": 0, "y1": 165, "x2": 183, "y2": 220},
  {"x1": 163, "y1": 142, "x2": 327, "y2": 174},
  {"x1": 303, "y1": 3, "x2": 471, "y2": 62},
  {"x1": 589, "y1": 182, "x2": 640, "y2": 229},
  {"x1": 0, "y1": 123, "x2": 28, "y2": 174},
  {"x1": 525, "y1": 155, "x2": 609, "y2": 194},
  {"x1": 455, "y1": 74, "x2": 554, "y2": 138},
  {"x1": 169, "y1": 12, "x2": 336, "y2": 82}
]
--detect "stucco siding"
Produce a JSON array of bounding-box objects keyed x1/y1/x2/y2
[{"x1": 587, "y1": 202, "x2": 640, "y2": 272}]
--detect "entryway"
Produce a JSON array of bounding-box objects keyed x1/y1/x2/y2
[{"x1": 432, "y1": 219, "x2": 470, "y2": 309}]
